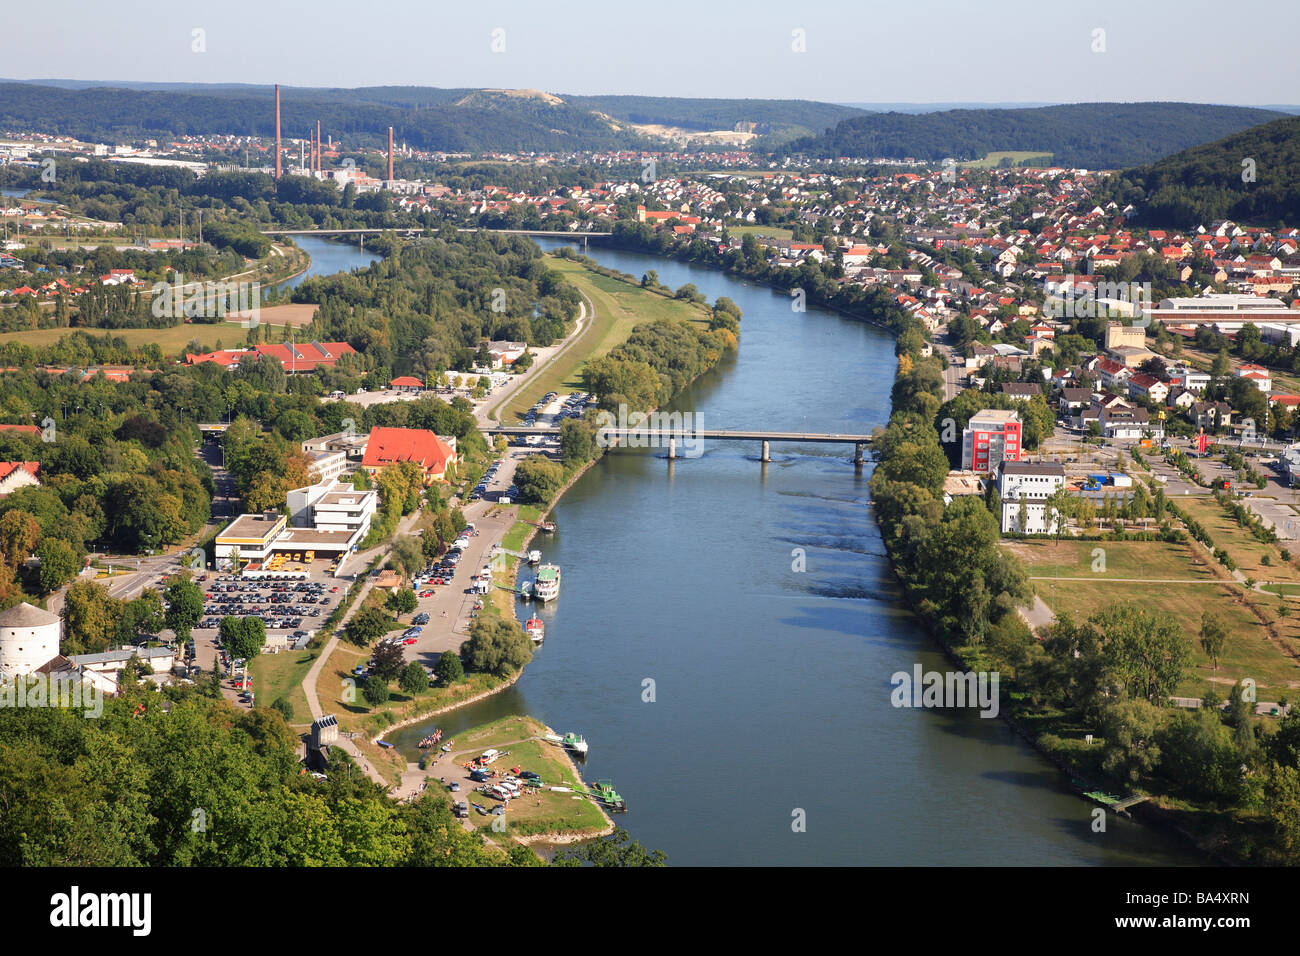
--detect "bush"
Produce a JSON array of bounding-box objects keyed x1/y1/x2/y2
[{"x1": 271, "y1": 696, "x2": 294, "y2": 721}]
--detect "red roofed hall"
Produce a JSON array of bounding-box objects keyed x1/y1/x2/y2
[{"x1": 361, "y1": 427, "x2": 458, "y2": 484}]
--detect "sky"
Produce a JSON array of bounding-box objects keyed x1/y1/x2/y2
[{"x1": 12, "y1": 0, "x2": 1299, "y2": 106}]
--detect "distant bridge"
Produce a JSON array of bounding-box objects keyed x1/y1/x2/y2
[{"x1": 485, "y1": 425, "x2": 875, "y2": 463}]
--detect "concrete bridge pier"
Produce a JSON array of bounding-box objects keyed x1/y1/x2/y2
[
  {"x1": 854, "y1": 442, "x2": 865, "y2": 465},
  {"x1": 667, "y1": 436, "x2": 677, "y2": 460},
  {"x1": 761, "y1": 440, "x2": 771, "y2": 463}
]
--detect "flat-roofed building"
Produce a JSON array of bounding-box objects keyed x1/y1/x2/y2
[
  {"x1": 215, "y1": 512, "x2": 287, "y2": 568},
  {"x1": 998, "y1": 461, "x2": 1066, "y2": 534}
]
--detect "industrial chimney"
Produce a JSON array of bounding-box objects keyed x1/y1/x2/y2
[
  {"x1": 274, "y1": 85, "x2": 282, "y2": 180},
  {"x1": 387, "y1": 127, "x2": 394, "y2": 181},
  {"x1": 315, "y1": 120, "x2": 321, "y2": 173}
]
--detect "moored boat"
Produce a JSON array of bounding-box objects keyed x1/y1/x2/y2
[
  {"x1": 562, "y1": 732, "x2": 588, "y2": 757},
  {"x1": 519, "y1": 580, "x2": 533, "y2": 600},
  {"x1": 533, "y1": 564, "x2": 561, "y2": 602},
  {"x1": 525, "y1": 616, "x2": 545, "y2": 643},
  {"x1": 590, "y1": 779, "x2": 626, "y2": 812}
]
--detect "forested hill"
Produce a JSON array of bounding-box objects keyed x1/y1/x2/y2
[
  {"x1": 0, "y1": 81, "x2": 862, "y2": 152},
  {"x1": 562, "y1": 94, "x2": 863, "y2": 137},
  {"x1": 1094, "y1": 115, "x2": 1300, "y2": 228},
  {"x1": 779, "y1": 102, "x2": 1286, "y2": 169},
  {"x1": 0, "y1": 83, "x2": 636, "y2": 153}
]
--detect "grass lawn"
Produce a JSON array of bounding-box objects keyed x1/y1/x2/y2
[
  {"x1": 247, "y1": 649, "x2": 316, "y2": 728},
  {"x1": 1004, "y1": 538, "x2": 1216, "y2": 580},
  {"x1": 491, "y1": 256, "x2": 711, "y2": 423},
  {"x1": 0, "y1": 321, "x2": 256, "y2": 353},
  {"x1": 448, "y1": 715, "x2": 609, "y2": 839},
  {"x1": 726, "y1": 224, "x2": 794, "y2": 239},
  {"x1": 960, "y1": 150, "x2": 1054, "y2": 168},
  {"x1": 315, "y1": 638, "x2": 510, "y2": 737},
  {"x1": 1176, "y1": 497, "x2": 1300, "y2": 583},
  {"x1": 1031, "y1": 576, "x2": 1300, "y2": 696}
]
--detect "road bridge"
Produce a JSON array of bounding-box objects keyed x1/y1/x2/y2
[{"x1": 484, "y1": 425, "x2": 876, "y2": 464}]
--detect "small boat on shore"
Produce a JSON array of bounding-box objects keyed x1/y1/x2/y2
[
  {"x1": 525, "y1": 616, "x2": 545, "y2": 643},
  {"x1": 562, "y1": 732, "x2": 588, "y2": 757},
  {"x1": 590, "y1": 779, "x2": 626, "y2": 812}
]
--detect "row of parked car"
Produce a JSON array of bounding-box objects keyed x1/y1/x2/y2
[{"x1": 200, "y1": 579, "x2": 340, "y2": 631}]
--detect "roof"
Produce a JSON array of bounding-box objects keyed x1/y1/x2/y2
[
  {"x1": 390, "y1": 376, "x2": 424, "y2": 388},
  {"x1": 362, "y1": 427, "x2": 456, "y2": 475},
  {"x1": 0, "y1": 601, "x2": 59, "y2": 627},
  {"x1": 1001, "y1": 462, "x2": 1065, "y2": 477}
]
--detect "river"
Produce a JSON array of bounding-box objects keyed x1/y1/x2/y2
[
  {"x1": 384, "y1": 238, "x2": 1204, "y2": 866},
  {"x1": 272, "y1": 235, "x2": 378, "y2": 293}
]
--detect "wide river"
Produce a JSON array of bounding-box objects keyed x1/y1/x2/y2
[{"x1": 360, "y1": 236, "x2": 1201, "y2": 865}]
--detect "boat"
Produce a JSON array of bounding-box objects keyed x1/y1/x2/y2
[
  {"x1": 377, "y1": 740, "x2": 394, "y2": 749},
  {"x1": 537, "y1": 520, "x2": 556, "y2": 533},
  {"x1": 441, "y1": 740, "x2": 453, "y2": 752},
  {"x1": 417, "y1": 728, "x2": 443, "y2": 749},
  {"x1": 525, "y1": 616, "x2": 545, "y2": 643},
  {"x1": 519, "y1": 580, "x2": 533, "y2": 601},
  {"x1": 472, "y1": 802, "x2": 489, "y2": 816},
  {"x1": 562, "y1": 732, "x2": 588, "y2": 757},
  {"x1": 533, "y1": 564, "x2": 561, "y2": 602},
  {"x1": 527, "y1": 549, "x2": 541, "y2": 565},
  {"x1": 590, "y1": 779, "x2": 626, "y2": 812}
]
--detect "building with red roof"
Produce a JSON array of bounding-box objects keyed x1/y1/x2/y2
[
  {"x1": 0, "y1": 461, "x2": 40, "y2": 496},
  {"x1": 391, "y1": 376, "x2": 424, "y2": 391},
  {"x1": 0, "y1": 424, "x2": 41, "y2": 436},
  {"x1": 361, "y1": 427, "x2": 458, "y2": 484}
]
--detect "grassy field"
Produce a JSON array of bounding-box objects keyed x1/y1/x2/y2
[
  {"x1": 447, "y1": 715, "x2": 609, "y2": 839},
  {"x1": 492, "y1": 256, "x2": 712, "y2": 423},
  {"x1": 0, "y1": 321, "x2": 255, "y2": 353},
  {"x1": 1176, "y1": 497, "x2": 1300, "y2": 583},
  {"x1": 960, "y1": 150, "x2": 1054, "y2": 169},
  {"x1": 726, "y1": 224, "x2": 794, "y2": 240},
  {"x1": 1014, "y1": 538, "x2": 1300, "y2": 695},
  {"x1": 247, "y1": 649, "x2": 317, "y2": 728},
  {"x1": 1004, "y1": 538, "x2": 1216, "y2": 580}
]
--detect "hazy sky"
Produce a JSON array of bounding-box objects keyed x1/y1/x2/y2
[{"x1": 13, "y1": 0, "x2": 1298, "y2": 105}]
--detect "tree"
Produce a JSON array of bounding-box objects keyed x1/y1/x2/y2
[
  {"x1": 513, "y1": 456, "x2": 566, "y2": 505},
  {"x1": 1100, "y1": 699, "x2": 1163, "y2": 785},
  {"x1": 1199, "y1": 610, "x2": 1229, "y2": 672},
  {"x1": 34, "y1": 537, "x2": 79, "y2": 594},
  {"x1": 0, "y1": 510, "x2": 39, "y2": 568},
  {"x1": 371, "y1": 641, "x2": 405, "y2": 683},
  {"x1": 271, "y1": 696, "x2": 295, "y2": 721},
  {"x1": 400, "y1": 662, "x2": 428, "y2": 696},
  {"x1": 219, "y1": 616, "x2": 265, "y2": 661},
  {"x1": 386, "y1": 587, "x2": 417, "y2": 617},
  {"x1": 554, "y1": 828, "x2": 666, "y2": 867},
  {"x1": 61, "y1": 580, "x2": 122, "y2": 655},
  {"x1": 345, "y1": 606, "x2": 391, "y2": 647},
  {"x1": 390, "y1": 537, "x2": 424, "y2": 584},
  {"x1": 460, "y1": 617, "x2": 532, "y2": 677},
  {"x1": 163, "y1": 577, "x2": 204, "y2": 643},
  {"x1": 363, "y1": 674, "x2": 390, "y2": 707},
  {"x1": 434, "y1": 650, "x2": 463, "y2": 686}
]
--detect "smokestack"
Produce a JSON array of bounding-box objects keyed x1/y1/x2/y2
[
  {"x1": 315, "y1": 120, "x2": 321, "y2": 173},
  {"x1": 274, "y1": 85, "x2": 282, "y2": 180},
  {"x1": 387, "y1": 127, "x2": 394, "y2": 181}
]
